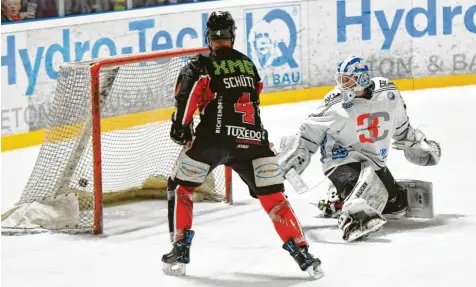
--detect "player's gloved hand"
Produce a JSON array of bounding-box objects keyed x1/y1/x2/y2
[
  {"x1": 170, "y1": 112, "x2": 194, "y2": 146},
  {"x1": 393, "y1": 127, "x2": 441, "y2": 166}
]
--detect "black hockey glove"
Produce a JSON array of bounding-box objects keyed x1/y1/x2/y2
[{"x1": 170, "y1": 112, "x2": 193, "y2": 145}]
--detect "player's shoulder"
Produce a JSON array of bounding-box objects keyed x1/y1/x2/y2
[
  {"x1": 229, "y1": 48, "x2": 248, "y2": 58},
  {"x1": 229, "y1": 49, "x2": 259, "y2": 70},
  {"x1": 308, "y1": 88, "x2": 343, "y2": 119},
  {"x1": 181, "y1": 54, "x2": 209, "y2": 75},
  {"x1": 188, "y1": 54, "x2": 208, "y2": 68},
  {"x1": 323, "y1": 88, "x2": 344, "y2": 107},
  {"x1": 371, "y1": 77, "x2": 398, "y2": 93},
  {"x1": 371, "y1": 77, "x2": 402, "y2": 101}
]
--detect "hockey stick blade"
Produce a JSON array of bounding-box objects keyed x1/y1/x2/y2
[{"x1": 284, "y1": 168, "x2": 310, "y2": 194}]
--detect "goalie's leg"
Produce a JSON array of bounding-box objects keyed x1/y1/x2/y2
[
  {"x1": 321, "y1": 163, "x2": 409, "y2": 220},
  {"x1": 333, "y1": 163, "x2": 389, "y2": 241},
  {"x1": 377, "y1": 167, "x2": 409, "y2": 219}
]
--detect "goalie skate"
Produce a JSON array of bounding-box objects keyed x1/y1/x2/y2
[{"x1": 342, "y1": 215, "x2": 386, "y2": 242}]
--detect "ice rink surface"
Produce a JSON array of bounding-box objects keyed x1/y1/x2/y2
[{"x1": 2, "y1": 85, "x2": 476, "y2": 287}]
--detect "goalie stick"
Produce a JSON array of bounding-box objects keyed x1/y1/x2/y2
[{"x1": 284, "y1": 168, "x2": 311, "y2": 194}]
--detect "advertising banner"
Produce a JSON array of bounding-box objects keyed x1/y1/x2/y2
[
  {"x1": 1, "y1": 0, "x2": 475, "y2": 140},
  {"x1": 308, "y1": 0, "x2": 476, "y2": 86},
  {"x1": 245, "y1": 4, "x2": 304, "y2": 88},
  {"x1": 1, "y1": 9, "x2": 220, "y2": 135}
]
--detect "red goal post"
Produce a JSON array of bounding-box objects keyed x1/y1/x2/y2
[{"x1": 1, "y1": 47, "x2": 233, "y2": 235}]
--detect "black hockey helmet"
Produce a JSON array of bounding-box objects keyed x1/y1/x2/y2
[{"x1": 206, "y1": 11, "x2": 237, "y2": 49}]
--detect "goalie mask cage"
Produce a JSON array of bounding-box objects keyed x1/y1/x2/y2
[{"x1": 1, "y1": 47, "x2": 232, "y2": 235}]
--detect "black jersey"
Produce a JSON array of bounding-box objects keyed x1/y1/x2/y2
[{"x1": 173, "y1": 47, "x2": 268, "y2": 148}]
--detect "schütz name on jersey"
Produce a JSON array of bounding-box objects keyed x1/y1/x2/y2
[
  {"x1": 223, "y1": 75, "x2": 256, "y2": 89},
  {"x1": 212, "y1": 59, "x2": 257, "y2": 90}
]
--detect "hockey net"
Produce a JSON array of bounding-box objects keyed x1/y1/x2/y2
[{"x1": 1, "y1": 47, "x2": 232, "y2": 235}]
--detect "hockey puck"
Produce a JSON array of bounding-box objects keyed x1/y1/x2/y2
[{"x1": 78, "y1": 178, "x2": 89, "y2": 187}]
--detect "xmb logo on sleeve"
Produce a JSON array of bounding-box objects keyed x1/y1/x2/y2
[{"x1": 245, "y1": 6, "x2": 302, "y2": 88}]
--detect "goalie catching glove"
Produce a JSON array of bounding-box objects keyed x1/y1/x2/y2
[
  {"x1": 170, "y1": 112, "x2": 194, "y2": 146},
  {"x1": 392, "y1": 126, "x2": 441, "y2": 166}
]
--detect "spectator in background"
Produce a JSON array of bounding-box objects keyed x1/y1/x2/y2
[
  {"x1": 65, "y1": 0, "x2": 114, "y2": 15},
  {"x1": 113, "y1": 0, "x2": 126, "y2": 10},
  {"x1": 132, "y1": 0, "x2": 186, "y2": 8},
  {"x1": 2, "y1": 0, "x2": 203, "y2": 21},
  {"x1": 2, "y1": 0, "x2": 34, "y2": 22},
  {"x1": 34, "y1": 0, "x2": 57, "y2": 18}
]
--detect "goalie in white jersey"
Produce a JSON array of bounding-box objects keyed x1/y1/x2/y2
[{"x1": 278, "y1": 56, "x2": 441, "y2": 241}]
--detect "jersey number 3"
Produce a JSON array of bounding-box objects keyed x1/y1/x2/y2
[{"x1": 235, "y1": 93, "x2": 255, "y2": 125}]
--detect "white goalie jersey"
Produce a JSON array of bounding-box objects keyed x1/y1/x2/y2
[{"x1": 300, "y1": 77, "x2": 411, "y2": 173}]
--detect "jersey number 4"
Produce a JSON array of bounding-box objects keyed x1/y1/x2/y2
[{"x1": 234, "y1": 93, "x2": 255, "y2": 125}]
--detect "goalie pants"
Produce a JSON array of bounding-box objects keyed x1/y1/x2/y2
[
  {"x1": 167, "y1": 136, "x2": 307, "y2": 246},
  {"x1": 326, "y1": 162, "x2": 406, "y2": 210}
]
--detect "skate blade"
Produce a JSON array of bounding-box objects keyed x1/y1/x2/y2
[
  {"x1": 307, "y1": 262, "x2": 324, "y2": 280},
  {"x1": 383, "y1": 209, "x2": 407, "y2": 220},
  {"x1": 162, "y1": 262, "x2": 186, "y2": 276},
  {"x1": 315, "y1": 211, "x2": 341, "y2": 219},
  {"x1": 346, "y1": 219, "x2": 386, "y2": 242}
]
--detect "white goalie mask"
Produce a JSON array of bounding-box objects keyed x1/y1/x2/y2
[{"x1": 335, "y1": 56, "x2": 371, "y2": 106}]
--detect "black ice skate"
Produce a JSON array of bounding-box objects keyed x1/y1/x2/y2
[
  {"x1": 162, "y1": 230, "x2": 195, "y2": 276},
  {"x1": 383, "y1": 187, "x2": 409, "y2": 219},
  {"x1": 282, "y1": 239, "x2": 324, "y2": 280}
]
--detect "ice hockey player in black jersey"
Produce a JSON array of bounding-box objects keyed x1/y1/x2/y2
[{"x1": 162, "y1": 11, "x2": 323, "y2": 279}]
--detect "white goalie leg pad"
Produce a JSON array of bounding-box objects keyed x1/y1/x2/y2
[
  {"x1": 345, "y1": 163, "x2": 389, "y2": 213},
  {"x1": 277, "y1": 135, "x2": 313, "y2": 175},
  {"x1": 340, "y1": 198, "x2": 383, "y2": 223},
  {"x1": 397, "y1": 179, "x2": 434, "y2": 218},
  {"x1": 171, "y1": 150, "x2": 210, "y2": 184},
  {"x1": 337, "y1": 163, "x2": 389, "y2": 241}
]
